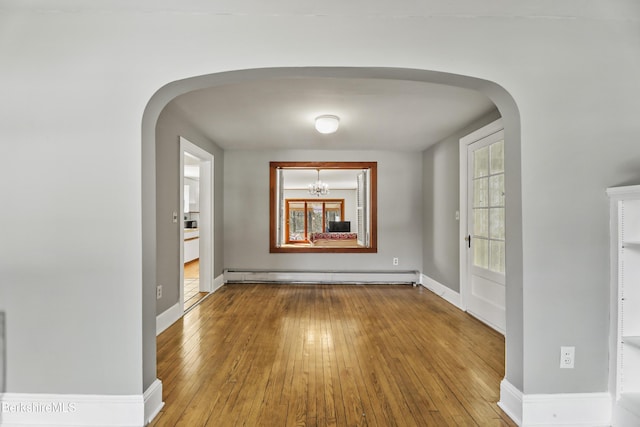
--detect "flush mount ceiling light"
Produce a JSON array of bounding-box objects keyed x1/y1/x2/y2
[{"x1": 315, "y1": 115, "x2": 340, "y2": 134}]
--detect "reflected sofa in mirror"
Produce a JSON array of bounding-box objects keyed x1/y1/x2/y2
[{"x1": 270, "y1": 161, "x2": 377, "y2": 253}]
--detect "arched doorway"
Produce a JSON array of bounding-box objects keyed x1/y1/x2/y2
[{"x1": 141, "y1": 66, "x2": 522, "y2": 415}]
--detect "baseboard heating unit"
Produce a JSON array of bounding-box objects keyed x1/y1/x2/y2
[{"x1": 224, "y1": 269, "x2": 419, "y2": 285}]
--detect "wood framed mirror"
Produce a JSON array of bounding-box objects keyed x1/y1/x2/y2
[{"x1": 269, "y1": 161, "x2": 377, "y2": 253}]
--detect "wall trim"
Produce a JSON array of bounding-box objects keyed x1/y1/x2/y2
[
  {"x1": 156, "y1": 302, "x2": 182, "y2": 336},
  {"x1": 179, "y1": 137, "x2": 215, "y2": 312},
  {"x1": 212, "y1": 273, "x2": 225, "y2": 293},
  {"x1": 498, "y1": 379, "x2": 612, "y2": 426},
  {"x1": 143, "y1": 379, "x2": 164, "y2": 426},
  {"x1": 224, "y1": 269, "x2": 419, "y2": 284},
  {"x1": 0, "y1": 391, "x2": 148, "y2": 426},
  {"x1": 498, "y1": 379, "x2": 523, "y2": 426},
  {"x1": 156, "y1": 275, "x2": 225, "y2": 336},
  {"x1": 614, "y1": 395, "x2": 640, "y2": 426},
  {"x1": 419, "y1": 274, "x2": 463, "y2": 310},
  {"x1": 523, "y1": 391, "x2": 611, "y2": 426}
]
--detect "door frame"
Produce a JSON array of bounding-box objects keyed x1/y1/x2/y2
[
  {"x1": 459, "y1": 118, "x2": 504, "y2": 319},
  {"x1": 179, "y1": 137, "x2": 214, "y2": 312}
]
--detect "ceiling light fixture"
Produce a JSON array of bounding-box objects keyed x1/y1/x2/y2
[
  {"x1": 308, "y1": 169, "x2": 329, "y2": 197},
  {"x1": 315, "y1": 115, "x2": 340, "y2": 134}
]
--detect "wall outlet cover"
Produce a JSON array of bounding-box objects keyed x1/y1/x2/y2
[{"x1": 560, "y1": 346, "x2": 575, "y2": 369}]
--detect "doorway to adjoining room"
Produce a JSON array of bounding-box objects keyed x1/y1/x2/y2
[{"x1": 180, "y1": 137, "x2": 214, "y2": 312}]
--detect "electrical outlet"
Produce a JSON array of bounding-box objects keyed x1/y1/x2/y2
[
  {"x1": 172, "y1": 211, "x2": 178, "y2": 224},
  {"x1": 393, "y1": 257, "x2": 399, "y2": 266},
  {"x1": 560, "y1": 346, "x2": 575, "y2": 369},
  {"x1": 156, "y1": 285, "x2": 162, "y2": 299}
]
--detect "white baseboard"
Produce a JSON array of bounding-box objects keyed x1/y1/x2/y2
[
  {"x1": 0, "y1": 380, "x2": 163, "y2": 427},
  {"x1": 224, "y1": 270, "x2": 419, "y2": 284},
  {"x1": 499, "y1": 379, "x2": 523, "y2": 426},
  {"x1": 614, "y1": 395, "x2": 640, "y2": 426},
  {"x1": 0, "y1": 390, "x2": 149, "y2": 426},
  {"x1": 156, "y1": 302, "x2": 182, "y2": 336},
  {"x1": 212, "y1": 273, "x2": 225, "y2": 292},
  {"x1": 419, "y1": 274, "x2": 463, "y2": 310},
  {"x1": 156, "y1": 275, "x2": 226, "y2": 336},
  {"x1": 524, "y1": 391, "x2": 612, "y2": 426},
  {"x1": 143, "y1": 379, "x2": 163, "y2": 426},
  {"x1": 498, "y1": 379, "x2": 612, "y2": 426}
]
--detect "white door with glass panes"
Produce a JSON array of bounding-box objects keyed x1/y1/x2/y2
[{"x1": 465, "y1": 128, "x2": 505, "y2": 333}]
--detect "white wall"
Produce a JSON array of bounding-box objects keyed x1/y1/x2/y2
[
  {"x1": 224, "y1": 150, "x2": 423, "y2": 271},
  {"x1": 0, "y1": 0, "x2": 638, "y2": 409}
]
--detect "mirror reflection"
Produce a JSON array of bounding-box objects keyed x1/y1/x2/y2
[{"x1": 270, "y1": 162, "x2": 377, "y2": 253}]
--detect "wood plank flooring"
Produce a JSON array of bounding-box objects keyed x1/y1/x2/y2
[
  {"x1": 184, "y1": 260, "x2": 208, "y2": 311},
  {"x1": 184, "y1": 260, "x2": 199, "y2": 280},
  {"x1": 151, "y1": 284, "x2": 515, "y2": 427}
]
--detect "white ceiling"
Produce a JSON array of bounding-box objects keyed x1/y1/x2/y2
[
  {"x1": 283, "y1": 168, "x2": 362, "y2": 190},
  {"x1": 170, "y1": 77, "x2": 496, "y2": 152}
]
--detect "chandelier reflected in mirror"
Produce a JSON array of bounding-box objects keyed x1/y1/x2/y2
[{"x1": 308, "y1": 169, "x2": 329, "y2": 197}]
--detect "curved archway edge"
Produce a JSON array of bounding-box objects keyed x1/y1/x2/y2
[{"x1": 141, "y1": 67, "x2": 523, "y2": 394}]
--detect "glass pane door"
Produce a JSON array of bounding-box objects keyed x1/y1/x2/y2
[
  {"x1": 472, "y1": 140, "x2": 505, "y2": 274},
  {"x1": 463, "y1": 122, "x2": 505, "y2": 334}
]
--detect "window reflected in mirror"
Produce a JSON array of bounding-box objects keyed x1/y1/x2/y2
[{"x1": 270, "y1": 162, "x2": 377, "y2": 253}]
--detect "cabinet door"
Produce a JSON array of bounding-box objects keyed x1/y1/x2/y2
[{"x1": 184, "y1": 238, "x2": 199, "y2": 263}]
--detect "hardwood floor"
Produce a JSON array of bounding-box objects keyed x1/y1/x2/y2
[
  {"x1": 184, "y1": 259, "x2": 199, "y2": 279},
  {"x1": 151, "y1": 284, "x2": 515, "y2": 427},
  {"x1": 184, "y1": 259, "x2": 208, "y2": 311}
]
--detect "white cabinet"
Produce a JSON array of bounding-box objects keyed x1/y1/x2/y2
[
  {"x1": 608, "y1": 185, "x2": 640, "y2": 426},
  {"x1": 184, "y1": 229, "x2": 199, "y2": 240},
  {"x1": 184, "y1": 229, "x2": 200, "y2": 263}
]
